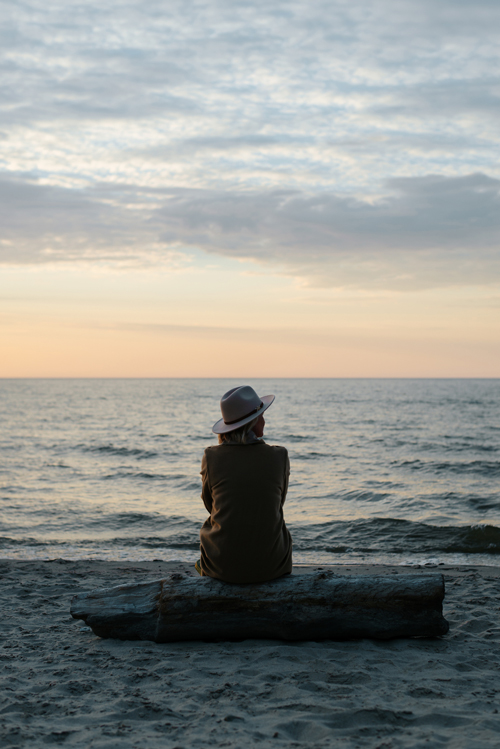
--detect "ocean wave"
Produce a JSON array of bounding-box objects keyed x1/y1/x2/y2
[
  {"x1": 84, "y1": 512, "x2": 191, "y2": 532},
  {"x1": 336, "y1": 489, "x2": 391, "y2": 502},
  {"x1": 417, "y1": 441, "x2": 498, "y2": 454},
  {"x1": 0, "y1": 536, "x2": 48, "y2": 547},
  {"x1": 291, "y1": 451, "x2": 333, "y2": 460},
  {"x1": 112, "y1": 535, "x2": 199, "y2": 549},
  {"x1": 280, "y1": 434, "x2": 314, "y2": 443},
  {"x1": 0, "y1": 534, "x2": 199, "y2": 550},
  {"x1": 78, "y1": 443, "x2": 159, "y2": 459},
  {"x1": 101, "y1": 471, "x2": 187, "y2": 482},
  {"x1": 290, "y1": 518, "x2": 500, "y2": 555},
  {"x1": 3, "y1": 518, "x2": 499, "y2": 557},
  {"x1": 396, "y1": 459, "x2": 500, "y2": 476},
  {"x1": 467, "y1": 498, "x2": 500, "y2": 511},
  {"x1": 183, "y1": 481, "x2": 204, "y2": 491}
]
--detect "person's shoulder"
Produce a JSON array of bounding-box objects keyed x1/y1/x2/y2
[
  {"x1": 262, "y1": 443, "x2": 288, "y2": 457},
  {"x1": 203, "y1": 445, "x2": 221, "y2": 457},
  {"x1": 262, "y1": 440, "x2": 287, "y2": 450},
  {"x1": 202, "y1": 445, "x2": 218, "y2": 462}
]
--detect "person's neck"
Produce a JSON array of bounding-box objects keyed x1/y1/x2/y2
[{"x1": 223, "y1": 429, "x2": 264, "y2": 445}]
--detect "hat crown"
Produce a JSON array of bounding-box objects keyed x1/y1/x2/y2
[{"x1": 220, "y1": 386, "x2": 262, "y2": 425}]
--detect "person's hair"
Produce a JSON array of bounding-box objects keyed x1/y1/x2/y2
[{"x1": 218, "y1": 416, "x2": 259, "y2": 445}]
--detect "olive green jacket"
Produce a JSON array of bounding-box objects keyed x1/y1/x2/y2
[{"x1": 199, "y1": 441, "x2": 292, "y2": 584}]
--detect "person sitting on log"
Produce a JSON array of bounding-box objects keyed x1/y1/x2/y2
[{"x1": 195, "y1": 385, "x2": 292, "y2": 584}]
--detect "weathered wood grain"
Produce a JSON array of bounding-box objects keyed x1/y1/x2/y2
[{"x1": 70, "y1": 571, "x2": 449, "y2": 642}]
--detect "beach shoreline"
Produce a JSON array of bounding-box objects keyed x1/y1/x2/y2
[{"x1": 2, "y1": 559, "x2": 499, "y2": 747}]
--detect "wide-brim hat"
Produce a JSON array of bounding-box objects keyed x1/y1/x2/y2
[{"x1": 212, "y1": 386, "x2": 275, "y2": 434}]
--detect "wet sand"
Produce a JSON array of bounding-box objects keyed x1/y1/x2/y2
[{"x1": 1, "y1": 559, "x2": 499, "y2": 748}]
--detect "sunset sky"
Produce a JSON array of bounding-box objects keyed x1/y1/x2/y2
[{"x1": 1, "y1": 0, "x2": 499, "y2": 377}]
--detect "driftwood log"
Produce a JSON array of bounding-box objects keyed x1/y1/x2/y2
[{"x1": 71, "y1": 571, "x2": 449, "y2": 642}]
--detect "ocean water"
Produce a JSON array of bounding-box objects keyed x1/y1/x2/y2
[{"x1": 1, "y1": 378, "x2": 499, "y2": 567}]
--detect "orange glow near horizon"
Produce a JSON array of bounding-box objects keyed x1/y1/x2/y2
[{"x1": 1, "y1": 265, "x2": 499, "y2": 378}]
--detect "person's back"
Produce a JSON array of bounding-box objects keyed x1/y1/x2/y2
[
  {"x1": 199, "y1": 441, "x2": 292, "y2": 583},
  {"x1": 197, "y1": 385, "x2": 293, "y2": 584}
]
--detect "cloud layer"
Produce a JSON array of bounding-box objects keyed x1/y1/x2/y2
[
  {"x1": 1, "y1": 0, "x2": 499, "y2": 288},
  {"x1": 2, "y1": 172, "x2": 498, "y2": 288}
]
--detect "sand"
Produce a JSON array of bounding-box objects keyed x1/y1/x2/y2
[{"x1": 1, "y1": 560, "x2": 499, "y2": 748}]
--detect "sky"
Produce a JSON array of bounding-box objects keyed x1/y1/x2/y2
[{"x1": 1, "y1": 0, "x2": 499, "y2": 377}]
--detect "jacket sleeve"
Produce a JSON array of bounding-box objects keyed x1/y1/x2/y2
[
  {"x1": 200, "y1": 450, "x2": 213, "y2": 513},
  {"x1": 281, "y1": 449, "x2": 290, "y2": 506}
]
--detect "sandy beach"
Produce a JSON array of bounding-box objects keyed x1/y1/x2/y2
[{"x1": 1, "y1": 560, "x2": 499, "y2": 748}]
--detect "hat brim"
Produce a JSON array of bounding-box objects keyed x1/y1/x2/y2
[{"x1": 212, "y1": 394, "x2": 275, "y2": 434}]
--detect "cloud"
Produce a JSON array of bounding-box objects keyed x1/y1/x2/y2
[
  {"x1": 1, "y1": 1, "x2": 499, "y2": 289},
  {"x1": 152, "y1": 172, "x2": 500, "y2": 288},
  {"x1": 370, "y1": 79, "x2": 500, "y2": 121},
  {"x1": 1, "y1": 172, "x2": 498, "y2": 289},
  {"x1": 0, "y1": 176, "x2": 133, "y2": 264},
  {"x1": 2, "y1": 0, "x2": 500, "y2": 133},
  {"x1": 154, "y1": 173, "x2": 500, "y2": 253}
]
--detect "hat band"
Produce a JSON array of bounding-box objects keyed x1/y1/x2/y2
[{"x1": 223, "y1": 401, "x2": 264, "y2": 425}]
